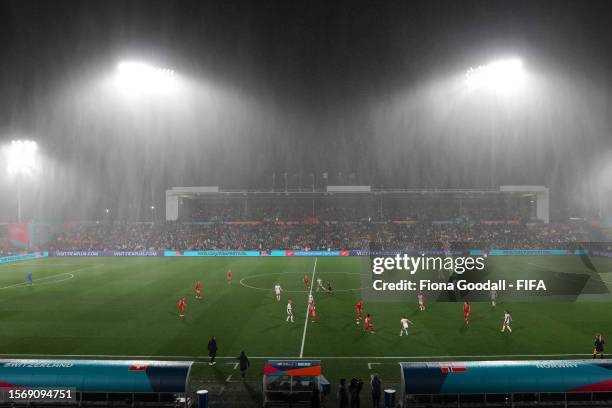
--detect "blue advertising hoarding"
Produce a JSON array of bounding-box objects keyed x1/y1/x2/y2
[
  {"x1": 52, "y1": 251, "x2": 162, "y2": 257},
  {"x1": 400, "y1": 360, "x2": 612, "y2": 396},
  {"x1": 0, "y1": 252, "x2": 48, "y2": 264},
  {"x1": 164, "y1": 250, "x2": 261, "y2": 257},
  {"x1": 0, "y1": 359, "x2": 192, "y2": 393}
]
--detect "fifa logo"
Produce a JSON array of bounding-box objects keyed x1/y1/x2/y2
[{"x1": 516, "y1": 280, "x2": 547, "y2": 291}]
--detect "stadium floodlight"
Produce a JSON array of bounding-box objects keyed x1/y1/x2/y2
[
  {"x1": 3, "y1": 140, "x2": 39, "y2": 223},
  {"x1": 114, "y1": 61, "x2": 177, "y2": 96},
  {"x1": 465, "y1": 58, "x2": 525, "y2": 94},
  {"x1": 5, "y1": 140, "x2": 38, "y2": 176}
]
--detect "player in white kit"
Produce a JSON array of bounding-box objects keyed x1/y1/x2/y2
[
  {"x1": 286, "y1": 299, "x2": 294, "y2": 322},
  {"x1": 417, "y1": 291, "x2": 425, "y2": 311},
  {"x1": 500, "y1": 310, "x2": 512, "y2": 333},
  {"x1": 400, "y1": 316, "x2": 414, "y2": 336},
  {"x1": 308, "y1": 293, "x2": 314, "y2": 305},
  {"x1": 490, "y1": 289, "x2": 497, "y2": 307},
  {"x1": 316, "y1": 277, "x2": 325, "y2": 292},
  {"x1": 274, "y1": 284, "x2": 283, "y2": 302}
]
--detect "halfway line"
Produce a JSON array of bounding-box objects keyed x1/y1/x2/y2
[{"x1": 299, "y1": 257, "x2": 317, "y2": 358}]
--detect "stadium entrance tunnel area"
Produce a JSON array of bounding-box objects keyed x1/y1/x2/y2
[{"x1": 1, "y1": 256, "x2": 612, "y2": 406}]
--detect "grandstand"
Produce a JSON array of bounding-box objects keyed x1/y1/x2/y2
[{"x1": 166, "y1": 185, "x2": 549, "y2": 223}]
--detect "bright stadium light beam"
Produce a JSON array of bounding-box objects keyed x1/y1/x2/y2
[
  {"x1": 465, "y1": 58, "x2": 525, "y2": 94},
  {"x1": 3, "y1": 140, "x2": 39, "y2": 223},
  {"x1": 114, "y1": 61, "x2": 177, "y2": 96},
  {"x1": 5, "y1": 140, "x2": 38, "y2": 176}
]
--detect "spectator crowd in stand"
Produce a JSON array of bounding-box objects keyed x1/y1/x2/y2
[
  {"x1": 43, "y1": 220, "x2": 593, "y2": 252},
  {"x1": 0, "y1": 195, "x2": 597, "y2": 253},
  {"x1": 0, "y1": 238, "x2": 19, "y2": 256},
  {"x1": 179, "y1": 195, "x2": 534, "y2": 224}
]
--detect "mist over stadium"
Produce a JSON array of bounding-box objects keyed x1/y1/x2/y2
[
  {"x1": 0, "y1": 0, "x2": 611, "y2": 222},
  {"x1": 1, "y1": 1, "x2": 612, "y2": 407}
]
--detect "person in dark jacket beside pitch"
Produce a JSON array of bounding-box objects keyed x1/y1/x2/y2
[
  {"x1": 207, "y1": 336, "x2": 217, "y2": 366},
  {"x1": 310, "y1": 386, "x2": 321, "y2": 408},
  {"x1": 337, "y1": 378, "x2": 349, "y2": 408},
  {"x1": 370, "y1": 374, "x2": 382, "y2": 408},
  {"x1": 237, "y1": 351, "x2": 250, "y2": 378},
  {"x1": 594, "y1": 334, "x2": 605, "y2": 359},
  {"x1": 349, "y1": 378, "x2": 363, "y2": 408}
]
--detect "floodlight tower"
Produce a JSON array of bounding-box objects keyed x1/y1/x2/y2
[{"x1": 4, "y1": 140, "x2": 38, "y2": 223}]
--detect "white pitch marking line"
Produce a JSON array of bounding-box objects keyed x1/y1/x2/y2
[
  {"x1": 0, "y1": 352, "x2": 596, "y2": 360},
  {"x1": 225, "y1": 375, "x2": 232, "y2": 382},
  {"x1": 0, "y1": 272, "x2": 75, "y2": 290},
  {"x1": 239, "y1": 271, "x2": 364, "y2": 293},
  {"x1": 0, "y1": 265, "x2": 75, "y2": 268},
  {"x1": 299, "y1": 257, "x2": 317, "y2": 358},
  {"x1": 368, "y1": 362, "x2": 381, "y2": 370},
  {"x1": 0, "y1": 264, "x2": 100, "y2": 290},
  {"x1": 233, "y1": 362, "x2": 239, "y2": 370}
]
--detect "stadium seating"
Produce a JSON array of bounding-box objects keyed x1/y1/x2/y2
[{"x1": 44, "y1": 220, "x2": 594, "y2": 251}]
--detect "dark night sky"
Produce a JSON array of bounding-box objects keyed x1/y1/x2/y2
[
  {"x1": 0, "y1": 0, "x2": 611, "y2": 220},
  {"x1": 3, "y1": 0, "x2": 612, "y2": 114}
]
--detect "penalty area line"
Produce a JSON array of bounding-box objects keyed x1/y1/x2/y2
[
  {"x1": 0, "y1": 272, "x2": 75, "y2": 290},
  {"x1": 0, "y1": 264, "x2": 101, "y2": 290},
  {"x1": 299, "y1": 257, "x2": 317, "y2": 358}
]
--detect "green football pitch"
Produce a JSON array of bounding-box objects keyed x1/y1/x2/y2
[{"x1": 2, "y1": 255, "x2": 612, "y2": 404}]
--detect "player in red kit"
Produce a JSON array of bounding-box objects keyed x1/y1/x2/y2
[
  {"x1": 195, "y1": 281, "x2": 202, "y2": 299},
  {"x1": 227, "y1": 270, "x2": 233, "y2": 284},
  {"x1": 303, "y1": 275, "x2": 310, "y2": 289},
  {"x1": 355, "y1": 300, "x2": 364, "y2": 325},
  {"x1": 364, "y1": 314, "x2": 375, "y2": 334},
  {"x1": 309, "y1": 303, "x2": 317, "y2": 322},
  {"x1": 463, "y1": 301, "x2": 470, "y2": 325},
  {"x1": 178, "y1": 297, "x2": 186, "y2": 317}
]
